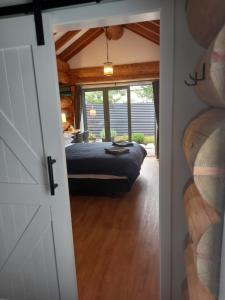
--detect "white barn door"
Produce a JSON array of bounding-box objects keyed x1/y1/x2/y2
[{"x1": 0, "y1": 14, "x2": 77, "y2": 300}]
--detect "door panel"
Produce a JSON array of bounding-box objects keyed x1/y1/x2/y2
[
  {"x1": 84, "y1": 90, "x2": 105, "y2": 139},
  {"x1": 0, "y1": 207, "x2": 60, "y2": 300},
  {"x1": 0, "y1": 14, "x2": 77, "y2": 300},
  {"x1": 130, "y1": 84, "x2": 156, "y2": 137},
  {"x1": 0, "y1": 46, "x2": 43, "y2": 156},
  {"x1": 108, "y1": 88, "x2": 129, "y2": 141},
  {"x1": 83, "y1": 88, "x2": 130, "y2": 142},
  {"x1": 0, "y1": 204, "x2": 38, "y2": 269}
]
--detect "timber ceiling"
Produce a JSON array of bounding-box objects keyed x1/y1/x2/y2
[{"x1": 54, "y1": 20, "x2": 160, "y2": 62}]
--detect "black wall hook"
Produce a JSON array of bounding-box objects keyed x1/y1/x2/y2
[{"x1": 184, "y1": 63, "x2": 206, "y2": 86}]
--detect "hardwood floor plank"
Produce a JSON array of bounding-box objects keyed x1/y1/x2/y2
[{"x1": 70, "y1": 157, "x2": 159, "y2": 300}]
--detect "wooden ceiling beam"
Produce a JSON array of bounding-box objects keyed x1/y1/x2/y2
[
  {"x1": 56, "y1": 57, "x2": 70, "y2": 84},
  {"x1": 59, "y1": 28, "x2": 104, "y2": 61},
  {"x1": 137, "y1": 21, "x2": 160, "y2": 36},
  {"x1": 124, "y1": 23, "x2": 160, "y2": 45},
  {"x1": 70, "y1": 61, "x2": 159, "y2": 84},
  {"x1": 151, "y1": 20, "x2": 160, "y2": 27},
  {"x1": 55, "y1": 30, "x2": 80, "y2": 51},
  {"x1": 56, "y1": 57, "x2": 70, "y2": 73}
]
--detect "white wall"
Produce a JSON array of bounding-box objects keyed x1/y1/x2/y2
[{"x1": 68, "y1": 29, "x2": 160, "y2": 68}]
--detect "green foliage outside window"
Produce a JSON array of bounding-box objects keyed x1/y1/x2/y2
[
  {"x1": 143, "y1": 135, "x2": 155, "y2": 144},
  {"x1": 85, "y1": 85, "x2": 153, "y2": 105},
  {"x1": 100, "y1": 128, "x2": 117, "y2": 139},
  {"x1": 130, "y1": 85, "x2": 153, "y2": 103},
  {"x1": 108, "y1": 90, "x2": 127, "y2": 105},
  {"x1": 132, "y1": 132, "x2": 145, "y2": 144},
  {"x1": 85, "y1": 91, "x2": 103, "y2": 104}
]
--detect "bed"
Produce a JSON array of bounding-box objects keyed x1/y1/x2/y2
[{"x1": 65, "y1": 142, "x2": 147, "y2": 194}]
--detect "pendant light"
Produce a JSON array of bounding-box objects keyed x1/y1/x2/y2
[{"x1": 104, "y1": 27, "x2": 113, "y2": 76}]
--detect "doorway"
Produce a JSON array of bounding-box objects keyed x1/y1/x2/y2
[
  {"x1": 55, "y1": 19, "x2": 160, "y2": 298},
  {"x1": 52, "y1": 2, "x2": 174, "y2": 299}
]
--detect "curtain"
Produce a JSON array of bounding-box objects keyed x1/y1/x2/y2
[
  {"x1": 74, "y1": 85, "x2": 83, "y2": 129},
  {"x1": 152, "y1": 80, "x2": 160, "y2": 159}
]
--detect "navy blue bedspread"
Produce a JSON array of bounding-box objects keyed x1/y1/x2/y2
[{"x1": 65, "y1": 142, "x2": 147, "y2": 185}]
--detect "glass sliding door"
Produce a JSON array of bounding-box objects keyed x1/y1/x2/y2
[
  {"x1": 108, "y1": 87, "x2": 130, "y2": 142},
  {"x1": 130, "y1": 84, "x2": 155, "y2": 149},
  {"x1": 83, "y1": 89, "x2": 105, "y2": 141},
  {"x1": 82, "y1": 84, "x2": 155, "y2": 146}
]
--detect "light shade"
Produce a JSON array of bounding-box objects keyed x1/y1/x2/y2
[
  {"x1": 61, "y1": 113, "x2": 67, "y2": 123},
  {"x1": 104, "y1": 62, "x2": 113, "y2": 76}
]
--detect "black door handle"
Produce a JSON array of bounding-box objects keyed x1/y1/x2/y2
[{"x1": 47, "y1": 156, "x2": 58, "y2": 196}]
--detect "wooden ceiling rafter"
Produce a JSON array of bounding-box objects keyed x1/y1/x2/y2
[
  {"x1": 55, "y1": 20, "x2": 160, "y2": 61},
  {"x1": 151, "y1": 20, "x2": 160, "y2": 27},
  {"x1": 124, "y1": 23, "x2": 160, "y2": 45},
  {"x1": 137, "y1": 21, "x2": 160, "y2": 36},
  {"x1": 55, "y1": 30, "x2": 80, "y2": 51},
  {"x1": 59, "y1": 27, "x2": 104, "y2": 61}
]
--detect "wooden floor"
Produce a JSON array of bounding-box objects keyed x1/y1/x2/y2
[{"x1": 70, "y1": 157, "x2": 159, "y2": 300}]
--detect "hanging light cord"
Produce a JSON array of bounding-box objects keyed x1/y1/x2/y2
[{"x1": 105, "y1": 27, "x2": 109, "y2": 61}]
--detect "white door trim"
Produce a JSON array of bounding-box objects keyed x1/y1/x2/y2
[
  {"x1": 48, "y1": 1, "x2": 175, "y2": 299},
  {"x1": 159, "y1": 3, "x2": 175, "y2": 300}
]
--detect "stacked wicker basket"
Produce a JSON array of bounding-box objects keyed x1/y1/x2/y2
[{"x1": 183, "y1": 1, "x2": 225, "y2": 299}]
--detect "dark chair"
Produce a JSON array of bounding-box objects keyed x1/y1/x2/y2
[
  {"x1": 72, "y1": 131, "x2": 83, "y2": 143},
  {"x1": 76, "y1": 132, "x2": 83, "y2": 143},
  {"x1": 83, "y1": 130, "x2": 89, "y2": 143}
]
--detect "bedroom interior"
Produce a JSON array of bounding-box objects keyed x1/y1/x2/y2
[
  {"x1": 1, "y1": 0, "x2": 209, "y2": 299},
  {"x1": 4, "y1": 0, "x2": 225, "y2": 299},
  {"x1": 54, "y1": 19, "x2": 160, "y2": 299}
]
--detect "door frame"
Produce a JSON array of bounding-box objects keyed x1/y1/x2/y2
[{"x1": 49, "y1": 1, "x2": 175, "y2": 299}]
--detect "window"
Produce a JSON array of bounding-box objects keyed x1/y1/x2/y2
[{"x1": 82, "y1": 84, "x2": 155, "y2": 144}]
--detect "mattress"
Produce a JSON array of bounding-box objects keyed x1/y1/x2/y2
[{"x1": 65, "y1": 142, "x2": 147, "y2": 193}]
